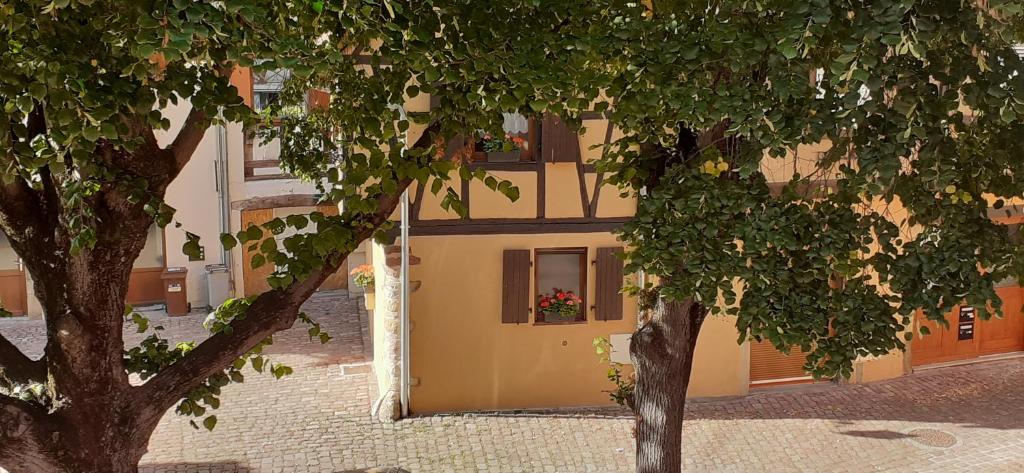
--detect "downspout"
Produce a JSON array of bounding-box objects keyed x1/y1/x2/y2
[
  {"x1": 399, "y1": 189, "x2": 411, "y2": 417},
  {"x1": 396, "y1": 106, "x2": 411, "y2": 417},
  {"x1": 637, "y1": 269, "x2": 645, "y2": 327},
  {"x1": 637, "y1": 185, "x2": 648, "y2": 328},
  {"x1": 215, "y1": 125, "x2": 233, "y2": 278}
]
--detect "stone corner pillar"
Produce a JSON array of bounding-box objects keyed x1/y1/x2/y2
[{"x1": 373, "y1": 243, "x2": 420, "y2": 423}]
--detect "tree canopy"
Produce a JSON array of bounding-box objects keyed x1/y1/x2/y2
[
  {"x1": 0, "y1": 1, "x2": 613, "y2": 470},
  {"x1": 586, "y1": 0, "x2": 1024, "y2": 378}
]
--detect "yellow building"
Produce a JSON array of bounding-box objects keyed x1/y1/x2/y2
[{"x1": 359, "y1": 112, "x2": 1024, "y2": 417}]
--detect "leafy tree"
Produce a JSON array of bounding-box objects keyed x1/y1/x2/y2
[
  {"x1": 0, "y1": 1, "x2": 607, "y2": 471},
  {"x1": 589, "y1": 1, "x2": 1024, "y2": 472}
]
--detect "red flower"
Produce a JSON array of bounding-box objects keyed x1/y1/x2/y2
[
  {"x1": 566, "y1": 300, "x2": 575, "y2": 305},
  {"x1": 557, "y1": 292, "x2": 566, "y2": 300},
  {"x1": 540, "y1": 301, "x2": 550, "y2": 308}
]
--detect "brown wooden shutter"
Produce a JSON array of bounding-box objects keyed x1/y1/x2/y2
[
  {"x1": 307, "y1": 89, "x2": 330, "y2": 110},
  {"x1": 541, "y1": 115, "x2": 581, "y2": 163},
  {"x1": 502, "y1": 249, "x2": 531, "y2": 324},
  {"x1": 595, "y1": 247, "x2": 624, "y2": 321}
]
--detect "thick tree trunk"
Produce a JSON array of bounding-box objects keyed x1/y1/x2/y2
[
  {"x1": 1, "y1": 377, "x2": 165, "y2": 473},
  {"x1": 629, "y1": 297, "x2": 707, "y2": 473},
  {"x1": 0, "y1": 239, "x2": 160, "y2": 472}
]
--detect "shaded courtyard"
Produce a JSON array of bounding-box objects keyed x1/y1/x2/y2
[{"x1": 2, "y1": 292, "x2": 1023, "y2": 472}]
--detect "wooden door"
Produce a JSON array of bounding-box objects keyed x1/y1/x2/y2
[
  {"x1": 979, "y1": 285, "x2": 1024, "y2": 355},
  {"x1": 912, "y1": 305, "x2": 981, "y2": 366},
  {"x1": 241, "y1": 209, "x2": 275, "y2": 296},
  {"x1": 0, "y1": 269, "x2": 27, "y2": 316},
  {"x1": 749, "y1": 339, "x2": 812, "y2": 386},
  {"x1": 315, "y1": 205, "x2": 349, "y2": 291}
]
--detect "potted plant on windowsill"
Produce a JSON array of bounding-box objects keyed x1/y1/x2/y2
[
  {"x1": 350, "y1": 264, "x2": 375, "y2": 292},
  {"x1": 537, "y1": 288, "x2": 582, "y2": 323},
  {"x1": 481, "y1": 133, "x2": 526, "y2": 162}
]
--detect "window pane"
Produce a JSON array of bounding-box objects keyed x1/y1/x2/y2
[{"x1": 537, "y1": 253, "x2": 581, "y2": 296}]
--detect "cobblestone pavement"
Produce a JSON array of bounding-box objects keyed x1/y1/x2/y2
[{"x1": 3, "y1": 292, "x2": 1024, "y2": 472}]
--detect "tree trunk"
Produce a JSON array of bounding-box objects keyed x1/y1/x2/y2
[
  {"x1": 1, "y1": 389, "x2": 163, "y2": 473},
  {"x1": 629, "y1": 297, "x2": 707, "y2": 473}
]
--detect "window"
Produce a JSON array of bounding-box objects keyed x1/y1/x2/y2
[
  {"x1": 473, "y1": 112, "x2": 538, "y2": 163},
  {"x1": 252, "y1": 68, "x2": 301, "y2": 114},
  {"x1": 534, "y1": 248, "x2": 587, "y2": 324},
  {"x1": 253, "y1": 91, "x2": 281, "y2": 112}
]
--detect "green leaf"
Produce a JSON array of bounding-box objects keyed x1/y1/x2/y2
[
  {"x1": 203, "y1": 415, "x2": 217, "y2": 431},
  {"x1": 82, "y1": 127, "x2": 101, "y2": 142},
  {"x1": 220, "y1": 233, "x2": 237, "y2": 250}
]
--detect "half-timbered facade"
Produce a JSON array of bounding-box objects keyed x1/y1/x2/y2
[
  {"x1": 361, "y1": 107, "x2": 1024, "y2": 415},
  {"x1": 402, "y1": 112, "x2": 642, "y2": 413}
]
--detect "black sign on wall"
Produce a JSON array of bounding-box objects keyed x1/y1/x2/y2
[{"x1": 958, "y1": 306, "x2": 976, "y2": 341}]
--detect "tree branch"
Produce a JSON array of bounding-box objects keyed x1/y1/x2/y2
[
  {"x1": 0, "y1": 333, "x2": 44, "y2": 386},
  {"x1": 167, "y1": 64, "x2": 236, "y2": 177},
  {"x1": 140, "y1": 122, "x2": 440, "y2": 413},
  {"x1": 168, "y1": 107, "x2": 210, "y2": 173}
]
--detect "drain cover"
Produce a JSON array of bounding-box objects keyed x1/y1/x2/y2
[{"x1": 907, "y1": 428, "x2": 958, "y2": 448}]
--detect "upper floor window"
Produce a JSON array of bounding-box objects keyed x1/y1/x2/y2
[
  {"x1": 473, "y1": 112, "x2": 538, "y2": 163},
  {"x1": 252, "y1": 68, "x2": 305, "y2": 115},
  {"x1": 253, "y1": 91, "x2": 282, "y2": 112}
]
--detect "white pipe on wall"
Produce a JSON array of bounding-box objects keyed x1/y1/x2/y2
[
  {"x1": 396, "y1": 105, "x2": 412, "y2": 418},
  {"x1": 399, "y1": 189, "x2": 411, "y2": 418}
]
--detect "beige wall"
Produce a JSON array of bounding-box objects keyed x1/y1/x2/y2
[
  {"x1": 156, "y1": 97, "x2": 230, "y2": 309},
  {"x1": 406, "y1": 232, "x2": 752, "y2": 413}
]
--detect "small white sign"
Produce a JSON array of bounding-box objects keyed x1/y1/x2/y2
[
  {"x1": 609, "y1": 333, "x2": 632, "y2": 365},
  {"x1": 167, "y1": 284, "x2": 182, "y2": 293}
]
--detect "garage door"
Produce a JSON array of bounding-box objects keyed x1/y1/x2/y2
[
  {"x1": 749, "y1": 339, "x2": 812, "y2": 386},
  {"x1": 912, "y1": 285, "x2": 1024, "y2": 366}
]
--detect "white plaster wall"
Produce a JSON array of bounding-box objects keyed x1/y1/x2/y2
[
  {"x1": 155, "y1": 99, "x2": 228, "y2": 310},
  {"x1": 243, "y1": 178, "x2": 322, "y2": 199}
]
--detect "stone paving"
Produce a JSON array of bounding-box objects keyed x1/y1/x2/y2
[{"x1": 3, "y1": 292, "x2": 1024, "y2": 472}]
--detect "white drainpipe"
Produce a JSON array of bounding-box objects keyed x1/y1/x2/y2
[
  {"x1": 399, "y1": 189, "x2": 411, "y2": 417},
  {"x1": 215, "y1": 125, "x2": 232, "y2": 268},
  {"x1": 396, "y1": 105, "x2": 411, "y2": 417}
]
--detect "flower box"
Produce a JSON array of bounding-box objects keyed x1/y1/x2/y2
[
  {"x1": 486, "y1": 150, "x2": 521, "y2": 162},
  {"x1": 537, "y1": 288, "x2": 584, "y2": 324}
]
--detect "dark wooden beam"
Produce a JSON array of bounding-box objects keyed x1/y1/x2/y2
[
  {"x1": 461, "y1": 177, "x2": 471, "y2": 220},
  {"x1": 536, "y1": 160, "x2": 546, "y2": 218},
  {"x1": 411, "y1": 182, "x2": 426, "y2": 221},
  {"x1": 409, "y1": 217, "x2": 629, "y2": 236},
  {"x1": 575, "y1": 158, "x2": 591, "y2": 218},
  {"x1": 588, "y1": 120, "x2": 616, "y2": 217},
  {"x1": 466, "y1": 161, "x2": 538, "y2": 172}
]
